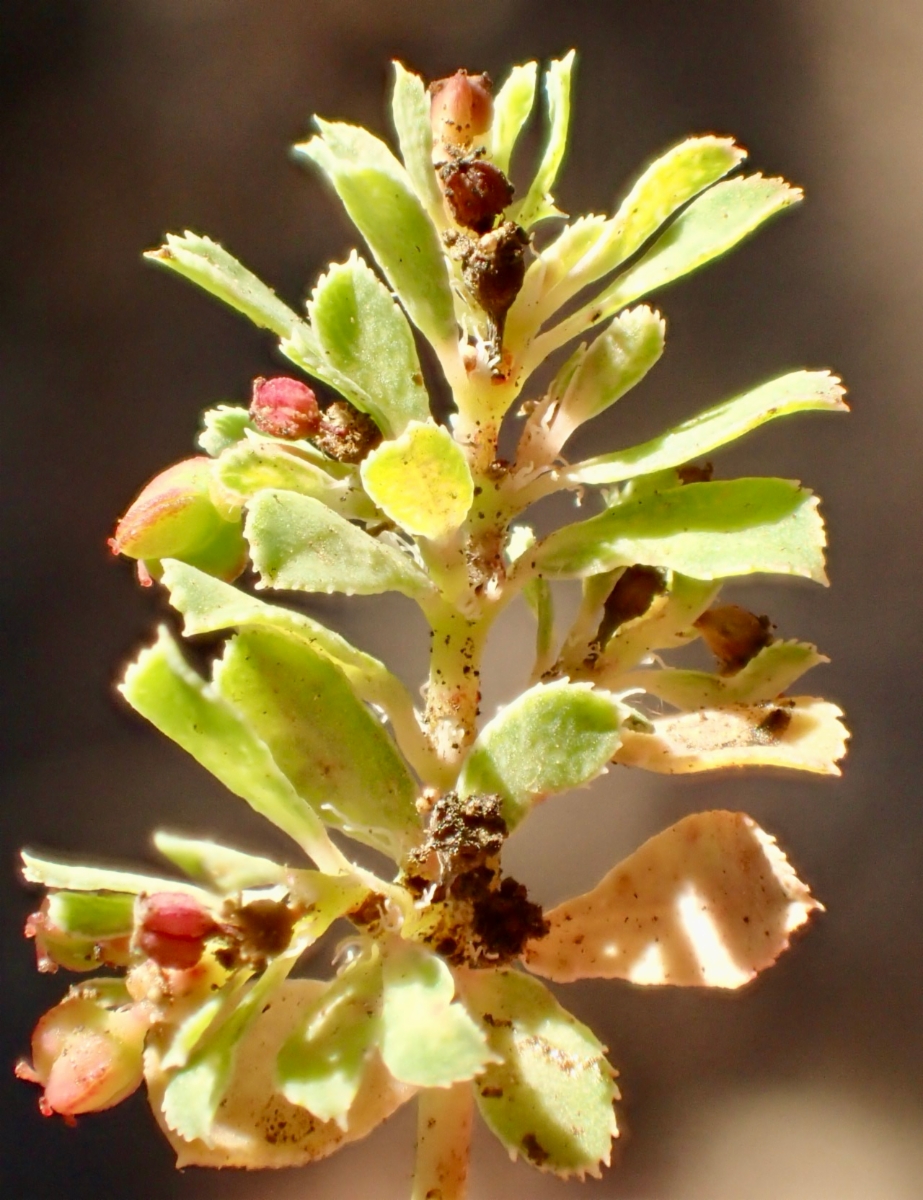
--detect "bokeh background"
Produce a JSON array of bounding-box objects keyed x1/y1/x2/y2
[{"x1": 3, "y1": 1, "x2": 923, "y2": 1196}]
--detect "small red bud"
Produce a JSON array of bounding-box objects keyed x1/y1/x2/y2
[
  {"x1": 250, "y1": 376, "x2": 321, "y2": 440},
  {"x1": 430, "y1": 70, "x2": 493, "y2": 151},
  {"x1": 137, "y1": 892, "x2": 218, "y2": 971}
]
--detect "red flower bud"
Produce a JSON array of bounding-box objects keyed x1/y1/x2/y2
[
  {"x1": 430, "y1": 70, "x2": 493, "y2": 152},
  {"x1": 16, "y1": 992, "x2": 147, "y2": 1119},
  {"x1": 109, "y1": 456, "x2": 247, "y2": 583},
  {"x1": 136, "y1": 891, "x2": 218, "y2": 971},
  {"x1": 250, "y1": 376, "x2": 321, "y2": 440}
]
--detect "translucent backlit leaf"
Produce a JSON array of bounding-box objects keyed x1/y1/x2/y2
[
  {"x1": 45, "y1": 891, "x2": 135, "y2": 938},
  {"x1": 566, "y1": 370, "x2": 847, "y2": 487},
  {"x1": 531, "y1": 174, "x2": 801, "y2": 366},
  {"x1": 119, "y1": 628, "x2": 334, "y2": 862},
  {"x1": 198, "y1": 405, "x2": 252, "y2": 457},
  {"x1": 532, "y1": 479, "x2": 827, "y2": 584},
  {"x1": 160, "y1": 561, "x2": 437, "y2": 783},
  {"x1": 21, "y1": 850, "x2": 211, "y2": 901},
  {"x1": 519, "y1": 307, "x2": 665, "y2": 466},
  {"x1": 159, "y1": 954, "x2": 297, "y2": 1145},
  {"x1": 621, "y1": 640, "x2": 827, "y2": 710},
  {"x1": 309, "y1": 253, "x2": 431, "y2": 436},
  {"x1": 277, "y1": 950, "x2": 383, "y2": 1125},
  {"x1": 489, "y1": 61, "x2": 539, "y2": 174},
  {"x1": 215, "y1": 439, "x2": 369, "y2": 518},
  {"x1": 380, "y1": 940, "x2": 494, "y2": 1087},
  {"x1": 511, "y1": 136, "x2": 744, "y2": 344},
  {"x1": 612, "y1": 696, "x2": 849, "y2": 775},
  {"x1": 296, "y1": 121, "x2": 457, "y2": 353},
  {"x1": 391, "y1": 62, "x2": 444, "y2": 223},
  {"x1": 511, "y1": 52, "x2": 575, "y2": 228},
  {"x1": 214, "y1": 629, "x2": 420, "y2": 858},
  {"x1": 524, "y1": 810, "x2": 821, "y2": 987},
  {"x1": 458, "y1": 681, "x2": 624, "y2": 830},
  {"x1": 153, "y1": 833, "x2": 287, "y2": 891},
  {"x1": 360, "y1": 422, "x2": 474, "y2": 540},
  {"x1": 147, "y1": 979, "x2": 414, "y2": 1168},
  {"x1": 245, "y1": 490, "x2": 433, "y2": 600},
  {"x1": 464, "y1": 969, "x2": 618, "y2": 1178},
  {"x1": 145, "y1": 233, "x2": 303, "y2": 339}
]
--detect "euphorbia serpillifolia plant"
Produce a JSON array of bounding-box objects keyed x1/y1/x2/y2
[{"x1": 17, "y1": 55, "x2": 849, "y2": 1196}]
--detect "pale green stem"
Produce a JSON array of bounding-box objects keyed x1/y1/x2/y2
[
  {"x1": 411, "y1": 1084, "x2": 474, "y2": 1200},
  {"x1": 424, "y1": 604, "x2": 492, "y2": 772}
]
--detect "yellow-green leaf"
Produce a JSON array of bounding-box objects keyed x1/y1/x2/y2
[{"x1": 360, "y1": 422, "x2": 473, "y2": 540}]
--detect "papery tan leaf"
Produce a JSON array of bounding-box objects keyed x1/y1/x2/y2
[
  {"x1": 524, "y1": 810, "x2": 820, "y2": 988},
  {"x1": 612, "y1": 697, "x2": 848, "y2": 775},
  {"x1": 145, "y1": 981, "x2": 413, "y2": 1168}
]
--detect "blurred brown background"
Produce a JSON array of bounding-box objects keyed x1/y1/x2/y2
[{"x1": 3, "y1": 1, "x2": 922, "y2": 1197}]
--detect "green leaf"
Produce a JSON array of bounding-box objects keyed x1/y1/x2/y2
[
  {"x1": 160, "y1": 561, "x2": 438, "y2": 783},
  {"x1": 296, "y1": 121, "x2": 457, "y2": 353},
  {"x1": 146, "y1": 233, "x2": 303, "y2": 339},
  {"x1": 214, "y1": 629, "x2": 420, "y2": 859},
  {"x1": 510, "y1": 52, "x2": 575, "y2": 228},
  {"x1": 163, "y1": 560, "x2": 399, "y2": 705},
  {"x1": 521, "y1": 307, "x2": 664, "y2": 464},
  {"x1": 524, "y1": 810, "x2": 820, "y2": 988},
  {"x1": 215, "y1": 438, "x2": 372, "y2": 518},
  {"x1": 566, "y1": 370, "x2": 847, "y2": 486},
  {"x1": 489, "y1": 61, "x2": 538, "y2": 174},
  {"x1": 162, "y1": 954, "x2": 294, "y2": 1145},
  {"x1": 154, "y1": 833, "x2": 288, "y2": 891},
  {"x1": 308, "y1": 253, "x2": 430, "y2": 437},
  {"x1": 531, "y1": 174, "x2": 801, "y2": 365},
  {"x1": 119, "y1": 627, "x2": 333, "y2": 859},
  {"x1": 277, "y1": 950, "x2": 383, "y2": 1125},
  {"x1": 533, "y1": 478, "x2": 827, "y2": 584},
  {"x1": 464, "y1": 969, "x2": 618, "y2": 1178},
  {"x1": 147, "y1": 980, "x2": 415, "y2": 1168},
  {"x1": 45, "y1": 891, "x2": 136, "y2": 938},
  {"x1": 198, "y1": 406, "x2": 253, "y2": 457},
  {"x1": 622, "y1": 640, "x2": 827, "y2": 710},
  {"x1": 391, "y1": 62, "x2": 444, "y2": 223},
  {"x1": 458, "y1": 681, "x2": 625, "y2": 830},
  {"x1": 360, "y1": 422, "x2": 474, "y2": 540},
  {"x1": 21, "y1": 850, "x2": 211, "y2": 901},
  {"x1": 245, "y1": 490, "x2": 433, "y2": 601},
  {"x1": 380, "y1": 940, "x2": 494, "y2": 1087}
]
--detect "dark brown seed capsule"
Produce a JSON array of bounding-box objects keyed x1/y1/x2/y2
[
  {"x1": 695, "y1": 604, "x2": 774, "y2": 674},
  {"x1": 459, "y1": 221, "x2": 530, "y2": 329},
  {"x1": 439, "y1": 156, "x2": 515, "y2": 234},
  {"x1": 596, "y1": 566, "x2": 666, "y2": 646},
  {"x1": 313, "y1": 400, "x2": 382, "y2": 464},
  {"x1": 250, "y1": 376, "x2": 321, "y2": 440}
]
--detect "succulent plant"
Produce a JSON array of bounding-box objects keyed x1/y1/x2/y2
[{"x1": 17, "y1": 54, "x2": 848, "y2": 1197}]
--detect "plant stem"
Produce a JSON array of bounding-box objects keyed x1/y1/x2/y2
[
  {"x1": 411, "y1": 1084, "x2": 474, "y2": 1200},
  {"x1": 424, "y1": 606, "x2": 490, "y2": 769}
]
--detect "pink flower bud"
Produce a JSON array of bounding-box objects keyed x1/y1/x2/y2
[
  {"x1": 250, "y1": 376, "x2": 321, "y2": 439},
  {"x1": 109, "y1": 456, "x2": 247, "y2": 582},
  {"x1": 16, "y1": 993, "x2": 147, "y2": 1119},
  {"x1": 136, "y1": 891, "x2": 218, "y2": 970},
  {"x1": 430, "y1": 70, "x2": 493, "y2": 151}
]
